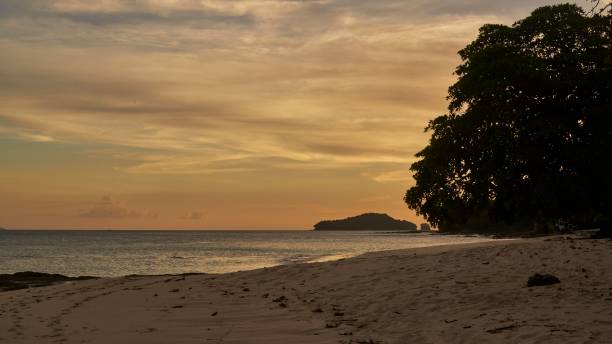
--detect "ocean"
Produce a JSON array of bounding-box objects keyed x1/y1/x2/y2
[{"x1": 0, "y1": 230, "x2": 492, "y2": 277}]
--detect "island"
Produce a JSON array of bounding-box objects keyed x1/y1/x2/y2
[{"x1": 314, "y1": 213, "x2": 417, "y2": 231}]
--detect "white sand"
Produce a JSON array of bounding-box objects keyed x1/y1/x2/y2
[{"x1": 1, "y1": 236, "x2": 611, "y2": 343}]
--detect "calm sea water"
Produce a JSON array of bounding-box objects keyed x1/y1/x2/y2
[{"x1": 0, "y1": 230, "x2": 492, "y2": 277}]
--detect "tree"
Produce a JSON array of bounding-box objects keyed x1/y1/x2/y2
[{"x1": 405, "y1": 4, "x2": 612, "y2": 233}]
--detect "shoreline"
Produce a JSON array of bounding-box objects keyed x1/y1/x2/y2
[
  {"x1": 1, "y1": 236, "x2": 610, "y2": 343},
  {"x1": 0, "y1": 231, "x2": 495, "y2": 278},
  {"x1": 1, "y1": 238, "x2": 500, "y2": 287}
]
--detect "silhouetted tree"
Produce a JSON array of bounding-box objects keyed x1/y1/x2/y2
[{"x1": 405, "y1": 4, "x2": 611, "y2": 233}]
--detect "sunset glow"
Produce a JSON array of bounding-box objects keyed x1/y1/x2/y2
[{"x1": 0, "y1": 0, "x2": 577, "y2": 229}]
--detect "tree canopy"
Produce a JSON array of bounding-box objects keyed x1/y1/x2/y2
[{"x1": 405, "y1": 4, "x2": 611, "y2": 232}]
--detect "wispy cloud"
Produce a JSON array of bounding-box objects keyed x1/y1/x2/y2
[
  {"x1": 0, "y1": 0, "x2": 579, "y2": 228},
  {"x1": 78, "y1": 196, "x2": 150, "y2": 219},
  {"x1": 1, "y1": 1, "x2": 574, "y2": 177},
  {"x1": 182, "y1": 210, "x2": 204, "y2": 220},
  {"x1": 362, "y1": 170, "x2": 414, "y2": 184}
]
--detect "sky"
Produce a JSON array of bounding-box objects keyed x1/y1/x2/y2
[{"x1": 0, "y1": 0, "x2": 584, "y2": 230}]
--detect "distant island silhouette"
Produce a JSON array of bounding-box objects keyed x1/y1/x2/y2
[{"x1": 314, "y1": 213, "x2": 417, "y2": 231}]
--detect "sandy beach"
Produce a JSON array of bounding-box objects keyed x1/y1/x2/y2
[{"x1": 1, "y1": 236, "x2": 611, "y2": 343}]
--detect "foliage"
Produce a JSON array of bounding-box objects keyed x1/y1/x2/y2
[{"x1": 405, "y1": 4, "x2": 612, "y2": 232}]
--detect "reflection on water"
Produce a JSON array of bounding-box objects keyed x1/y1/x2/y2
[{"x1": 0, "y1": 230, "x2": 493, "y2": 276}]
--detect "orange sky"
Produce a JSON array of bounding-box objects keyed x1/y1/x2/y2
[{"x1": 0, "y1": 0, "x2": 579, "y2": 229}]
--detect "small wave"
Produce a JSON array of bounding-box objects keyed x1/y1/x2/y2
[
  {"x1": 279, "y1": 254, "x2": 319, "y2": 264},
  {"x1": 169, "y1": 255, "x2": 190, "y2": 260},
  {"x1": 310, "y1": 254, "x2": 348, "y2": 263},
  {"x1": 279, "y1": 253, "x2": 348, "y2": 265},
  {"x1": 0, "y1": 255, "x2": 37, "y2": 258}
]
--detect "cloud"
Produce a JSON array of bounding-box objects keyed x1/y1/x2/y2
[
  {"x1": 18, "y1": 133, "x2": 56, "y2": 142},
  {"x1": 0, "y1": 0, "x2": 254, "y2": 26},
  {"x1": 364, "y1": 170, "x2": 414, "y2": 183},
  {"x1": 0, "y1": 114, "x2": 57, "y2": 143},
  {"x1": 78, "y1": 196, "x2": 145, "y2": 219},
  {"x1": 0, "y1": 1, "x2": 576, "y2": 48},
  {"x1": 0, "y1": 0, "x2": 580, "y2": 177},
  {"x1": 0, "y1": 0, "x2": 587, "y2": 229},
  {"x1": 182, "y1": 211, "x2": 204, "y2": 220}
]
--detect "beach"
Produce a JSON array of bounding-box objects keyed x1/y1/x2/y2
[{"x1": 1, "y1": 236, "x2": 611, "y2": 343}]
